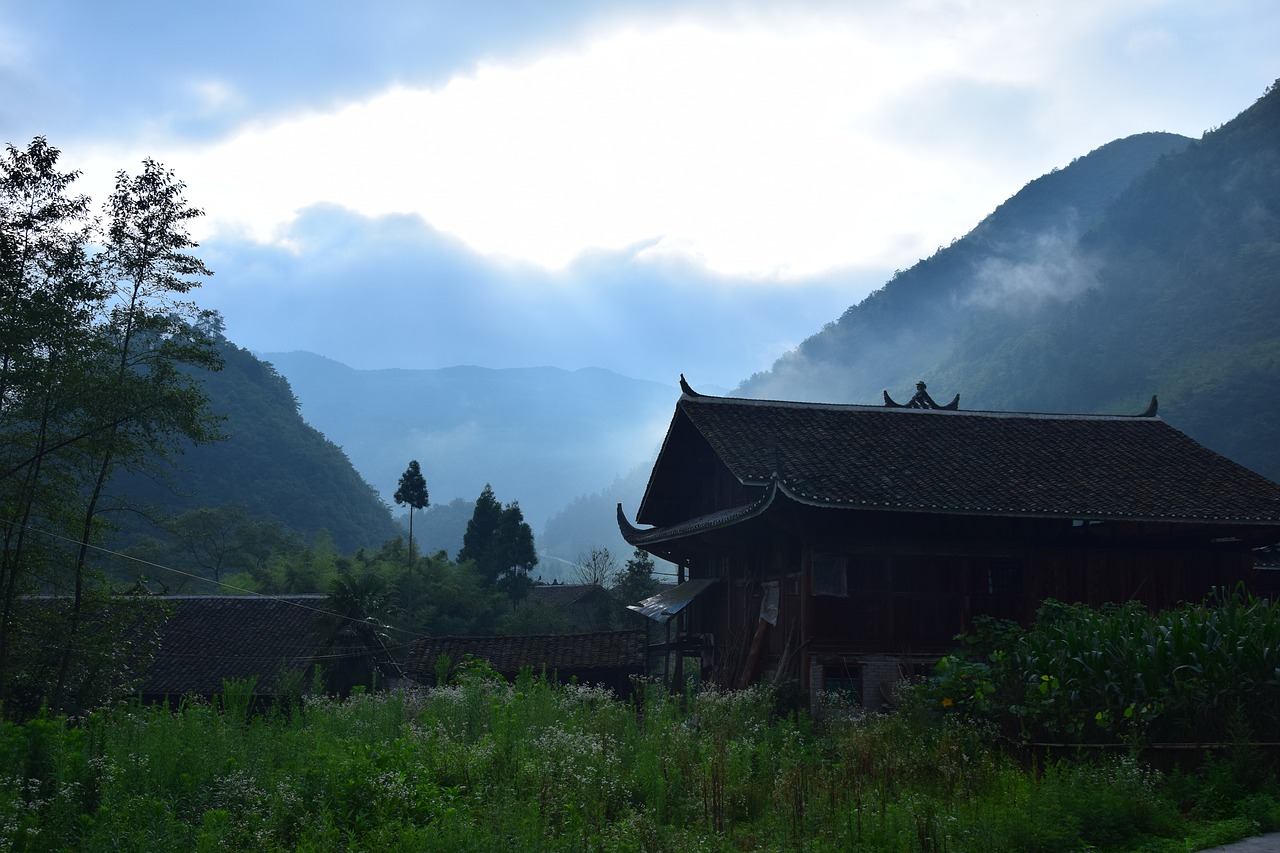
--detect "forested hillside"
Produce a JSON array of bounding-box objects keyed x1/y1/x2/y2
[
  {"x1": 931, "y1": 80, "x2": 1280, "y2": 478},
  {"x1": 108, "y1": 339, "x2": 400, "y2": 555},
  {"x1": 539, "y1": 462, "x2": 659, "y2": 578},
  {"x1": 738, "y1": 130, "x2": 1191, "y2": 404},
  {"x1": 739, "y1": 81, "x2": 1280, "y2": 481}
]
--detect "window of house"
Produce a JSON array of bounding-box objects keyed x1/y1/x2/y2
[
  {"x1": 988, "y1": 559, "x2": 1025, "y2": 594},
  {"x1": 811, "y1": 554, "x2": 849, "y2": 597},
  {"x1": 823, "y1": 664, "x2": 861, "y2": 705}
]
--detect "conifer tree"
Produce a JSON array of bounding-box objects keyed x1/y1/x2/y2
[
  {"x1": 459, "y1": 484, "x2": 537, "y2": 604},
  {"x1": 458, "y1": 483, "x2": 502, "y2": 573},
  {"x1": 393, "y1": 459, "x2": 429, "y2": 563}
]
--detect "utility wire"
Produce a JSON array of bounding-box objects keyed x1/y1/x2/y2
[{"x1": 2, "y1": 516, "x2": 430, "y2": 644}]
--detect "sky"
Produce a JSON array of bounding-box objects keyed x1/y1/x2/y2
[{"x1": 2, "y1": 0, "x2": 1276, "y2": 389}]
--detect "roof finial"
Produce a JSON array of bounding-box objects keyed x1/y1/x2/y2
[
  {"x1": 884, "y1": 382, "x2": 959, "y2": 410},
  {"x1": 679, "y1": 374, "x2": 701, "y2": 397}
]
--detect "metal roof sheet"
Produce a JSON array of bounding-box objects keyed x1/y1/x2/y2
[{"x1": 626, "y1": 579, "x2": 717, "y2": 623}]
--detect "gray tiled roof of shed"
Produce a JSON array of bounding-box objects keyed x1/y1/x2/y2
[
  {"x1": 404, "y1": 630, "x2": 645, "y2": 680},
  {"x1": 528, "y1": 583, "x2": 607, "y2": 607},
  {"x1": 139, "y1": 595, "x2": 329, "y2": 697}
]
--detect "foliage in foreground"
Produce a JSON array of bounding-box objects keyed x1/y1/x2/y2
[
  {"x1": 2, "y1": 676, "x2": 1277, "y2": 852},
  {"x1": 921, "y1": 590, "x2": 1280, "y2": 746},
  {"x1": 1, "y1": 136, "x2": 223, "y2": 717}
]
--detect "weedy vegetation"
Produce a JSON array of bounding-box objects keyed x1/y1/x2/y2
[{"x1": 3, "y1": 595, "x2": 1280, "y2": 851}]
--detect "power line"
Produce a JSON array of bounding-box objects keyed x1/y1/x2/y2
[{"x1": 2, "y1": 516, "x2": 431, "y2": 642}]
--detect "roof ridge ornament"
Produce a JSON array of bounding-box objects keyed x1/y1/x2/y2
[
  {"x1": 883, "y1": 381, "x2": 959, "y2": 410},
  {"x1": 1137, "y1": 395, "x2": 1158, "y2": 417},
  {"x1": 679, "y1": 374, "x2": 702, "y2": 397}
]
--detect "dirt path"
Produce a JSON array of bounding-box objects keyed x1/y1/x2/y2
[{"x1": 1202, "y1": 833, "x2": 1280, "y2": 852}]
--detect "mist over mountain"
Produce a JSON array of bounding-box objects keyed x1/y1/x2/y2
[
  {"x1": 738, "y1": 82, "x2": 1280, "y2": 483},
  {"x1": 737, "y1": 130, "x2": 1193, "y2": 404},
  {"x1": 539, "y1": 462, "x2": 663, "y2": 580},
  {"x1": 257, "y1": 353, "x2": 680, "y2": 541}
]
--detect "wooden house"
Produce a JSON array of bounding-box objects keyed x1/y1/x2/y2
[{"x1": 618, "y1": 380, "x2": 1280, "y2": 710}]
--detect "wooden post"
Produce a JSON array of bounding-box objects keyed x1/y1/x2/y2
[
  {"x1": 799, "y1": 544, "x2": 812, "y2": 695},
  {"x1": 672, "y1": 561, "x2": 686, "y2": 691},
  {"x1": 737, "y1": 617, "x2": 769, "y2": 688}
]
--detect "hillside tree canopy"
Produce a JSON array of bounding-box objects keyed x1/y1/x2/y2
[{"x1": 0, "y1": 137, "x2": 223, "y2": 716}]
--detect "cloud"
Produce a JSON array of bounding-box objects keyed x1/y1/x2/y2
[
  {"x1": 6, "y1": 0, "x2": 1278, "y2": 387},
  {"x1": 57, "y1": 15, "x2": 1044, "y2": 278},
  {"x1": 196, "y1": 204, "x2": 874, "y2": 387},
  {"x1": 1, "y1": 1, "x2": 604, "y2": 140},
  {"x1": 187, "y1": 80, "x2": 240, "y2": 114},
  {"x1": 48, "y1": 1, "x2": 1265, "y2": 284},
  {"x1": 965, "y1": 227, "x2": 1100, "y2": 314}
]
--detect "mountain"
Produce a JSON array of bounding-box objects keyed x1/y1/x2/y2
[
  {"x1": 739, "y1": 81, "x2": 1280, "y2": 482},
  {"x1": 738, "y1": 129, "x2": 1193, "y2": 404},
  {"x1": 935, "y1": 80, "x2": 1280, "y2": 477},
  {"x1": 538, "y1": 462, "x2": 661, "y2": 582},
  {"x1": 256, "y1": 354, "x2": 680, "y2": 539},
  {"x1": 108, "y1": 339, "x2": 400, "y2": 554}
]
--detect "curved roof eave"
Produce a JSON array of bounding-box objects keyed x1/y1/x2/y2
[
  {"x1": 756, "y1": 477, "x2": 1280, "y2": 526},
  {"x1": 618, "y1": 479, "x2": 780, "y2": 547},
  {"x1": 620, "y1": 478, "x2": 1280, "y2": 549}
]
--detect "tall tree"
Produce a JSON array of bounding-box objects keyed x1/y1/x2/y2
[
  {"x1": 0, "y1": 142, "x2": 230, "y2": 714},
  {"x1": 458, "y1": 484, "x2": 537, "y2": 605},
  {"x1": 0, "y1": 138, "x2": 98, "y2": 706},
  {"x1": 458, "y1": 483, "x2": 502, "y2": 573},
  {"x1": 54, "y1": 157, "x2": 222, "y2": 711},
  {"x1": 492, "y1": 501, "x2": 537, "y2": 605},
  {"x1": 393, "y1": 459, "x2": 429, "y2": 563}
]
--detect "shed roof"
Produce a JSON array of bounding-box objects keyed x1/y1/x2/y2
[
  {"x1": 404, "y1": 630, "x2": 646, "y2": 680},
  {"x1": 527, "y1": 583, "x2": 608, "y2": 608},
  {"x1": 139, "y1": 595, "x2": 329, "y2": 697},
  {"x1": 632, "y1": 387, "x2": 1280, "y2": 528},
  {"x1": 627, "y1": 579, "x2": 717, "y2": 623}
]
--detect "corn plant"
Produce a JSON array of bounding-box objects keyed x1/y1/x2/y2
[{"x1": 926, "y1": 588, "x2": 1280, "y2": 746}]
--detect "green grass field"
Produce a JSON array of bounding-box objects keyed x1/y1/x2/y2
[{"x1": 2, "y1": 667, "x2": 1276, "y2": 852}]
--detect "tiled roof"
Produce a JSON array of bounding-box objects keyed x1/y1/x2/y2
[
  {"x1": 644, "y1": 394, "x2": 1280, "y2": 524},
  {"x1": 404, "y1": 630, "x2": 646, "y2": 680},
  {"x1": 139, "y1": 595, "x2": 329, "y2": 697},
  {"x1": 620, "y1": 492, "x2": 776, "y2": 547},
  {"x1": 528, "y1": 583, "x2": 607, "y2": 607}
]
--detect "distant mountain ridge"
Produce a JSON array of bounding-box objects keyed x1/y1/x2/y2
[{"x1": 256, "y1": 354, "x2": 680, "y2": 538}]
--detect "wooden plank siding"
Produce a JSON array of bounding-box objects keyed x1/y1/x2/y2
[{"x1": 688, "y1": 539, "x2": 1258, "y2": 702}]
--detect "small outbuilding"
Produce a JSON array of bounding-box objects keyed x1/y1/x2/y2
[
  {"x1": 139, "y1": 595, "x2": 343, "y2": 704},
  {"x1": 526, "y1": 583, "x2": 618, "y2": 631},
  {"x1": 404, "y1": 630, "x2": 646, "y2": 696}
]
